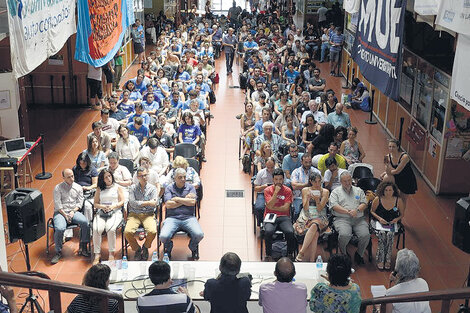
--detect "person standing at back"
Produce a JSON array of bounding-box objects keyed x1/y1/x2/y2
[
  {"x1": 259, "y1": 257, "x2": 307, "y2": 313},
  {"x1": 201, "y1": 252, "x2": 252, "y2": 313}
]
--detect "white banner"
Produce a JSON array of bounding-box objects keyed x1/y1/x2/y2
[
  {"x1": 414, "y1": 0, "x2": 440, "y2": 15},
  {"x1": 344, "y1": 0, "x2": 360, "y2": 13},
  {"x1": 7, "y1": 0, "x2": 76, "y2": 78},
  {"x1": 451, "y1": 34, "x2": 470, "y2": 112},
  {"x1": 436, "y1": 0, "x2": 470, "y2": 35}
]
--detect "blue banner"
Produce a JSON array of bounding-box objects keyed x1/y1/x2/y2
[
  {"x1": 351, "y1": 0, "x2": 407, "y2": 101},
  {"x1": 74, "y1": 0, "x2": 134, "y2": 67}
]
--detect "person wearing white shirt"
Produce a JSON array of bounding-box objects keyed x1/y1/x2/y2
[
  {"x1": 100, "y1": 109, "x2": 120, "y2": 140},
  {"x1": 323, "y1": 157, "x2": 347, "y2": 191},
  {"x1": 301, "y1": 100, "x2": 327, "y2": 125},
  {"x1": 386, "y1": 249, "x2": 431, "y2": 313},
  {"x1": 116, "y1": 125, "x2": 140, "y2": 163},
  {"x1": 139, "y1": 138, "x2": 169, "y2": 177}
]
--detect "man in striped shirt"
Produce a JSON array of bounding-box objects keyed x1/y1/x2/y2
[
  {"x1": 329, "y1": 27, "x2": 345, "y2": 76},
  {"x1": 137, "y1": 261, "x2": 196, "y2": 313}
]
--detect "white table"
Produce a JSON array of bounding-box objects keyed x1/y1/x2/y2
[{"x1": 105, "y1": 260, "x2": 327, "y2": 300}]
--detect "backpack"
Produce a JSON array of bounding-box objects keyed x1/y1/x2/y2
[{"x1": 271, "y1": 240, "x2": 287, "y2": 260}]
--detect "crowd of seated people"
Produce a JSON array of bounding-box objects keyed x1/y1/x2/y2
[
  {"x1": 50, "y1": 13, "x2": 229, "y2": 265},
  {"x1": 234, "y1": 7, "x2": 417, "y2": 269}
]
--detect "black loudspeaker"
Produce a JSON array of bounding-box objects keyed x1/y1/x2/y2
[
  {"x1": 452, "y1": 197, "x2": 470, "y2": 254},
  {"x1": 5, "y1": 188, "x2": 46, "y2": 244}
]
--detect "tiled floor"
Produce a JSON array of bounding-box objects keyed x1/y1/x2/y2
[{"x1": 2, "y1": 52, "x2": 468, "y2": 312}]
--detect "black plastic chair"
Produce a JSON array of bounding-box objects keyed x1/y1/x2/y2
[
  {"x1": 124, "y1": 202, "x2": 161, "y2": 258},
  {"x1": 185, "y1": 158, "x2": 203, "y2": 219},
  {"x1": 174, "y1": 143, "x2": 198, "y2": 160},
  {"x1": 119, "y1": 158, "x2": 135, "y2": 176},
  {"x1": 352, "y1": 166, "x2": 374, "y2": 182},
  {"x1": 357, "y1": 177, "x2": 382, "y2": 193}
]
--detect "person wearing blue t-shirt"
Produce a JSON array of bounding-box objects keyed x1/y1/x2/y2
[
  {"x1": 179, "y1": 90, "x2": 205, "y2": 112},
  {"x1": 128, "y1": 117, "x2": 149, "y2": 146},
  {"x1": 282, "y1": 143, "x2": 304, "y2": 187},
  {"x1": 285, "y1": 63, "x2": 300, "y2": 85},
  {"x1": 178, "y1": 112, "x2": 205, "y2": 161},
  {"x1": 131, "y1": 70, "x2": 151, "y2": 93},
  {"x1": 186, "y1": 74, "x2": 211, "y2": 94},
  {"x1": 173, "y1": 66, "x2": 191, "y2": 82},
  {"x1": 118, "y1": 90, "x2": 135, "y2": 115},
  {"x1": 128, "y1": 103, "x2": 151, "y2": 127},
  {"x1": 122, "y1": 80, "x2": 143, "y2": 102},
  {"x1": 243, "y1": 34, "x2": 259, "y2": 53},
  {"x1": 141, "y1": 93, "x2": 159, "y2": 115},
  {"x1": 170, "y1": 92, "x2": 184, "y2": 109}
]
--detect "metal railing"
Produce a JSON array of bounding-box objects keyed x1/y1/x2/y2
[{"x1": 0, "y1": 271, "x2": 124, "y2": 313}]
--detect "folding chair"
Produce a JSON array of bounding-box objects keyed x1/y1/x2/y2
[
  {"x1": 185, "y1": 158, "x2": 203, "y2": 219},
  {"x1": 119, "y1": 158, "x2": 135, "y2": 176},
  {"x1": 174, "y1": 143, "x2": 200, "y2": 164}
]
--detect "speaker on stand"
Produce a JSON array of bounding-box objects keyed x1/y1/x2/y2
[
  {"x1": 452, "y1": 197, "x2": 470, "y2": 313},
  {"x1": 5, "y1": 188, "x2": 46, "y2": 313}
]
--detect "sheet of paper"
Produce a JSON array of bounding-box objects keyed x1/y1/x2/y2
[{"x1": 371, "y1": 285, "x2": 387, "y2": 297}]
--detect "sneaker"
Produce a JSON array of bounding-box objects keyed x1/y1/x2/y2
[
  {"x1": 235, "y1": 114, "x2": 242, "y2": 119},
  {"x1": 134, "y1": 246, "x2": 142, "y2": 261},
  {"x1": 264, "y1": 255, "x2": 273, "y2": 262},
  {"x1": 141, "y1": 246, "x2": 149, "y2": 261},
  {"x1": 51, "y1": 253, "x2": 62, "y2": 264}
]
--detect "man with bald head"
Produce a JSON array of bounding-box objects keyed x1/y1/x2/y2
[
  {"x1": 51, "y1": 169, "x2": 90, "y2": 264},
  {"x1": 327, "y1": 103, "x2": 351, "y2": 128},
  {"x1": 259, "y1": 257, "x2": 307, "y2": 313}
]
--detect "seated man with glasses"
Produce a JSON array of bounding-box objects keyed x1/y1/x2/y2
[
  {"x1": 124, "y1": 167, "x2": 159, "y2": 261},
  {"x1": 161, "y1": 167, "x2": 204, "y2": 260}
]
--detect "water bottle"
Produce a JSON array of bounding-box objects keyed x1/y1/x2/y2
[
  {"x1": 152, "y1": 251, "x2": 158, "y2": 262},
  {"x1": 163, "y1": 253, "x2": 170, "y2": 264},
  {"x1": 316, "y1": 255, "x2": 323, "y2": 269},
  {"x1": 122, "y1": 256, "x2": 128, "y2": 269}
]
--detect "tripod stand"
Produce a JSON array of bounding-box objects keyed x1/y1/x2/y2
[
  {"x1": 456, "y1": 264, "x2": 470, "y2": 313},
  {"x1": 19, "y1": 244, "x2": 44, "y2": 313}
]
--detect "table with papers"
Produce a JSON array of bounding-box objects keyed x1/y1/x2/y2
[{"x1": 105, "y1": 260, "x2": 328, "y2": 301}]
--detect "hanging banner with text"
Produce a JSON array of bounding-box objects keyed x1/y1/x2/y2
[
  {"x1": 344, "y1": 0, "x2": 360, "y2": 14},
  {"x1": 436, "y1": 0, "x2": 470, "y2": 35},
  {"x1": 414, "y1": 0, "x2": 440, "y2": 16},
  {"x1": 451, "y1": 34, "x2": 470, "y2": 112},
  {"x1": 351, "y1": 0, "x2": 407, "y2": 101},
  {"x1": 75, "y1": 0, "x2": 134, "y2": 67},
  {"x1": 6, "y1": 0, "x2": 76, "y2": 78}
]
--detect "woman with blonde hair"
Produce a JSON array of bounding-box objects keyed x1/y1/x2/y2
[
  {"x1": 163, "y1": 156, "x2": 200, "y2": 190},
  {"x1": 254, "y1": 141, "x2": 279, "y2": 172}
]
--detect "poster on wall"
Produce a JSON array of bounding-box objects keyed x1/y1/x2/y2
[
  {"x1": 414, "y1": 0, "x2": 440, "y2": 16},
  {"x1": 351, "y1": 0, "x2": 407, "y2": 101},
  {"x1": 435, "y1": 0, "x2": 470, "y2": 35},
  {"x1": 75, "y1": 0, "x2": 135, "y2": 67},
  {"x1": 451, "y1": 34, "x2": 470, "y2": 112},
  {"x1": 6, "y1": 0, "x2": 76, "y2": 78}
]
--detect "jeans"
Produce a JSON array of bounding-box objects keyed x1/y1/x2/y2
[
  {"x1": 293, "y1": 198, "x2": 303, "y2": 218},
  {"x1": 321, "y1": 43, "x2": 330, "y2": 62},
  {"x1": 254, "y1": 193, "x2": 266, "y2": 224},
  {"x1": 264, "y1": 216, "x2": 295, "y2": 256},
  {"x1": 225, "y1": 52, "x2": 235, "y2": 72},
  {"x1": 159, "y1": 217, "x2": 204, "y2": 252},
  {"x1": 53, "y1": 212, "x2": 89, "y2": 253}
]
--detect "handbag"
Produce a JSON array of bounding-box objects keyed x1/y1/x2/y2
[{"x1": 98, "y1": 209, "x2": 113, "y2": 219}]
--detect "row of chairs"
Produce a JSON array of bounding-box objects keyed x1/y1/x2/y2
[{"x1": 250, "y1": 165, "x2": 406, "y2": 262}]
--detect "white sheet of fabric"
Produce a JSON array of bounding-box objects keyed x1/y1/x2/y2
[
  {"x1": 414, "y1": 0, "x2": 440, "y2": 15},
  {"x1": 436, "y1": 0, "x2": 470, "y2": 35},
  {"x1": 7, "y1": 0, "x2": 76, "y2": 78},
  {"x1": 450, "y1": 34, "x2": 470, "y2": 112},
  {"x1": 344, "y1": 0, "x2": 360, "y2": 13}
]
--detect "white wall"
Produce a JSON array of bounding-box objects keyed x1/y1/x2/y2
[
  {"x1": 0, "y1": 201, "x2": 8, "y2": 271},
  {"x1": 0, "y1": 72, "x2": 20, "y2": 138}
]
